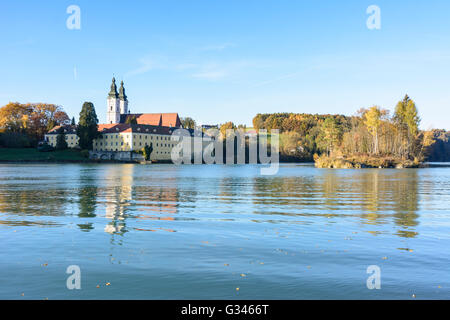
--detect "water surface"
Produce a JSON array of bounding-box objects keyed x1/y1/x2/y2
[{"x1": 0, "y1": 163, "x2": 449, "y2": 299}]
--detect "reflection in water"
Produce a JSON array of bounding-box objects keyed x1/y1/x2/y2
[
  {"x1": 252, "y1": 169, "x2": 420, "y2": 238},
  {"x1": 0, "y1": 165, "x2": 424, "y2": 238},
  {"x1": 2, "y1": 164, "x2": 450, "y2": 299},
  {"x1": 103, "y1": 164, "x2": 134, "y2": 235}
]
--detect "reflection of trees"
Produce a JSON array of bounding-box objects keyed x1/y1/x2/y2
[
  {"x1": 252, "y1": 169, "x2": 420, "y2": 238},
  {"x1": 78, "y1": 186, "x2": 98, "y2": 218},
  {"x1": 0, "y1": 187, "x2": 71, "y2": 217},
  {"x1": 76, "y1": 168, "x2": 99, "y2": 232}
]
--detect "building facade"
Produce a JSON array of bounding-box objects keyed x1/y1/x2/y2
[{"x1": 44, "y1": 78, "x2": 204, "y2": 162}]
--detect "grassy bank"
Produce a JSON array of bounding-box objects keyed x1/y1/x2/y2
[
  {"x1": 0, "y1": 148, "x2": 89, "y2": 162},
  {"x1": 314, "y1": 154, "x2": 422, "y2": 169}
]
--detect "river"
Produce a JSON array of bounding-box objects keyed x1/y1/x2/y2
[{"x1": 0, "y1": 163, "x2": 449, "y2": 299}]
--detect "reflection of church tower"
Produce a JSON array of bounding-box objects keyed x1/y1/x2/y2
[
  {"x1": 107, "y1": 77, "x2": 120, "y2": 124},
  {"x1": 104, "y1": 164, "x2": 134, "y2": 234}
]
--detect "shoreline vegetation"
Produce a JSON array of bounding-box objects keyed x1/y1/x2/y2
[
  {"x1": 251, "y1": 95, "x2": 450, "y2": 169},
  {"x1": 1, "y1": 95, "x2": 450, "y2": 168},
  {"x1": 314, "y1": 154, "x2": 423, "y2": 169}
]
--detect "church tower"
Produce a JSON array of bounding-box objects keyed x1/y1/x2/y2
[
  {"x1": 107, "y1": 77, "x2": 120, "y2": 124},
  {"x1": 119, "y1": 80, "x2": 128, "y2": 115}
]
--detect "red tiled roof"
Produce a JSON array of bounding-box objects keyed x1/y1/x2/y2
[
  {"x1": 160, "y1": 113, "x2": 181, "y2": 127},
  {"x1": 47, "y1": 125, "x2": 77, "y2": 134},
  {"x1": 122, "y1": 113, "x2": 181, "y2": 127}
]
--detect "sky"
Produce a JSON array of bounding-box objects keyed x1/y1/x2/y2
[{"x1": 0, "y1": 0, "x2": 449, "y2": 129}]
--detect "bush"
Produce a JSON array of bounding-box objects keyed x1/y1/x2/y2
[
  {"x1": 0, "y1": 132, "x2": 34, "y2": 148},
  {"x1": 80, "y1": 149, "x2": 90, "y2": 158},
  {"x1": 37, "y1": 142, "x2": 54, "y2": 152}
]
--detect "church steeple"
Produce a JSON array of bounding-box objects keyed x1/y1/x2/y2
[
  {"x1": 107, "y1": 77, "x2": 120, "y2": 124},
  {"x1": 108, "y1": 77, "x2": 119, "y2": 98},
  {"x1": 119, "y1": 81, "x2": 127, "y2": 101}
]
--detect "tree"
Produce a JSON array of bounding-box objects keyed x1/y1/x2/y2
[
  {"x1": 125, "y1": 115, "x2": 138, "y2": 124},
  {"x1": 318, "y1": 117, "x2": 342, "y2": 156},
  {"x1": 364, "y1": 106, "x2": 384, "y2": 154},
  {"x1": 29, "y1": 103, "x2": 70, "y2": 139},
  {"x1": 76, "y1": 102, "x2": 99, "y2": 150},
  {"x1": 0, "y1": 102, "x2": 32, "y2": 133},
  {"x1": 0, "y1": 102, "x2": 70, "y2": 145},
  {"x1": 142, "y1": 143, "x2": 153, "y2": 161},
  {"x1": 219, "y1": 121, "x2": 236, "y2": 140},
  {"x1": 181, "y1": 117, "x2": 196, "y2": 129},
  {"x1": 394, "y1": 95, "x2": 420, "y2": 158},
  {"x1": 252, "y1": 114, "x2": 270, "y2": 131},
  {"x1": 56, "y1": 127, "x2": 68, "y2": 150},
  {"x1": 71, "y1": 117, "x2": 76, "y2": 126}
]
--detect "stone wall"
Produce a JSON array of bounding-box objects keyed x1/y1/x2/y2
[{"x1": 89, "y1": 151, "x2": 144, "y2": 162}]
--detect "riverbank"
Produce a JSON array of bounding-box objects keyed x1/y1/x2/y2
[
  {"x1": 0, "y1": 148, "x2": 93, "y2": 163},
  {"x1": 314, "y1": 154, "x2": 423, "y2": 169}
]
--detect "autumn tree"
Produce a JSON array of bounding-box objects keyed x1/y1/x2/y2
[
  {"x1": 318, "y1": 117, "x2": 342, "y2": 156},
  {"x1": 181, "y1": 117, "x2": 196, "y2": 129},
  {"x1": 0, "y1": 102, "x2": 70, "y2": 146},
  {"x1": 219, "y1": 121, "x2": 236, "y2": 140},
  {"x1": 0, "y1": 102, "x2": 32, "y2": 133},
  {"x1": 363, "y1": 106, "x2": 389, "y2": 154}
]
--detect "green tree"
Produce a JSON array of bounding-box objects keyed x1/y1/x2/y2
[
  {"x1": 394, "y1": 95, "x2": 420, "y2": 158},
  {"x1": 71, "y1": 117, "x2": 76, "y2": 126},
  {"x1": 318, "y1": 117, "x2": 342, "y2": 156},
  {"x1": 76, "y1": 102, "x2": 99, "y2": 150},
  {"x1": 142, "y1": 143, "x2": 153, "y2": 161},
  {"x1": 56, "y1": 127, "x2": 68, "y2": 150}
]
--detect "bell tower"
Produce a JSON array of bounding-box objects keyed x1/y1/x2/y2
[
  {"x1": 119, "y1": 80, "x2": 128, "y2": 115},
  {"x1": 107, "y1": 77, "x2": 120, "y2": 124}
]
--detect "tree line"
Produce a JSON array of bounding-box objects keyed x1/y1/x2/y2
[
  {"x1": 0, "y1": 101, "x2": 99, "y2": 152},
  {"x1": 0, "y1": 102, "x2": 71, "y2": 147},
  {"x1": 251, "y1": 95, "x2": 447, "y2": 162}
]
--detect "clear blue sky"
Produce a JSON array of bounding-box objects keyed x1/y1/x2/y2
[{"x1": 1, "y1": 0, "x2": 449, "y2": 129}]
